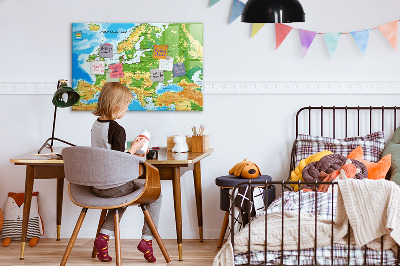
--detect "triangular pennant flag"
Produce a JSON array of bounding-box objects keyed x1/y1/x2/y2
[
  {"x1": 275, "y1": 23, "x2": 293, "y2": 49},
  {"x1": 323, "y1": 33, "x2": 341, "y2": 58},
  {"x1": 251, "y1": 23, "x2": 266, "y2": 38},
  {"x1": 351, "y1": 29, "x2": 370, "y2": 55},
  {"x1": 229, "y1": 0, "x2": 245, "y2": 24},
  {"x1": 298, "y1": 29, "x2": 317, "y2": 58},
  {"x1": 378, "y1": 21, "x2": 398, "y2": 50},
  {"x1": 209, "y1": 0, "x2": 220, "y2": 7}
]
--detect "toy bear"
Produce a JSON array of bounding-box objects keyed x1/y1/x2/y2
[
  {"x1": 229, "y1": 159, "x2": 261, "y2": 179},
  {"x1": 172, "y1": 135, "x2": 189, "y2": 153},
  {"x1": 1, "y1": 192, "x2": 44, "y2": 247}
]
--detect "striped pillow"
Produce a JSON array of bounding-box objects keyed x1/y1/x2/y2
[{"x1": 294, "y1": 131, "x2": 385, "y2": 167}]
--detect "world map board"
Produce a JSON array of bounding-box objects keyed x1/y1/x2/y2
[{"x1": 72, "y1": 23, "x2": 203, "y2": 111}]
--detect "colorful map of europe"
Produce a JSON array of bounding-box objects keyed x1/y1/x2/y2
[{"x1": 72, "y1": 23, "x2": 203, "y2": 111}]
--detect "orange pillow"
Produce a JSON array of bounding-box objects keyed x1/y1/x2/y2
[{"x1": 347, "y1": 146, "x2": 391, "y2": 180}]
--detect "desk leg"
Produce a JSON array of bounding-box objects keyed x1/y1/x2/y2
[
  {"x1": 20, "y1": 165, "x2": 35, "y2": 259},
  {"x1": 56, "y1": 178, "x2": 64, "y2": 241},
  {"x1": 193, "y1": 161, "x2": 203, "y2": 242},
  {"x1": 172, "y1": 167, "x2": 183, "y2": 261}
]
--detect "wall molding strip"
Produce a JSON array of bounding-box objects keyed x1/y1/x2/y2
[
  {"x1": 0, "y1": 81, "x2": 399, "y2": 95},
  {"x1": 204, "y1": 81, "x2": 400, "y2": 94},
  {"x1": 0, "y1": 83, "x2": 55, "y2": 95}
]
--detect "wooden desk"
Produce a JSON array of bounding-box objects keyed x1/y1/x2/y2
[
  {"x1": 10, "y1": 147, "x2": 213, "y2": 261},
  {"x1": 146, "y1": 148, "x2": 213, "y2": 260},
  {"x1": 9, "y1": 148, "x2": 64, "y2": 259}
]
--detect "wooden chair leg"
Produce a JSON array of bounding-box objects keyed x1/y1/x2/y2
[
  {"x1": 92, "y1": 209, "x2": 108, "y2": 258},
  {"x1": 60, "y1": 208, "x2": 88, "y2": 266},
  {"x1": 217, "y1": 211, "x2": 230, "y2": 248},
  {"x1": 141, "y1": 205, "x2": 171, "y2": 263},
  {"x1": 114, "y1": 210, "x2": 121, "y2": 266}
]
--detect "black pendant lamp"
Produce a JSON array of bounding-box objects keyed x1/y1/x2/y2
[{"x1": 242, "y1": 0, "x2": 305, "y2": 23}]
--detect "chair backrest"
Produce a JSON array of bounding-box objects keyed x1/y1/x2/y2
[{"x1": 62, "y1": 146, "x2": 145, "y2": 188}]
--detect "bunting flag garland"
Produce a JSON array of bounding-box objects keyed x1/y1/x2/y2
[
  {"x1": 378, "y1": 21, "x2": 398, "y2": 50},
  {"x1": 251, "y1": 23, "x2": 266, "y2": 38},
  {"x1": 207, "y1": 4, "x2": 400, "y2": 57},
  {"x1": 323, "y1": 33, "x2": 341, "y2": 58},
  {"x1": 351, "y1": 29, "x2": 370, "y2": 55},
  {"x1": 209, "y1": 0, "x2": 220, "y2": 7},
  {"x1": 229, "y1": 0, "x2": 245, "y2": 24},
  {"x1": 298, "y1": 29, "x2": 317, "y2": 58},
  {"x1": 275, "y1": 23, "x2": 293, "y2": 49}
]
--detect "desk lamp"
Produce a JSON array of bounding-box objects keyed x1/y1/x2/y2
[
  {"x1": 38, "y1": 79, "x2": 80, "y2": 154},
  {"x1": 241, "y1": 0, "x2": 305, "y2": 23}
]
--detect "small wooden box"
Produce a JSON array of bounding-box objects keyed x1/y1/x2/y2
[
  {"x1": 191, "y1": 135, "x2": 209, "y2": 153},
  {"x1": 167, "y1": 135, "x2": 192, "y2": 151}
]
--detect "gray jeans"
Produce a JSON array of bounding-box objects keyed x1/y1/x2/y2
[{"x1": 92, "y1": 180, "x2": 162, "y2": 240}]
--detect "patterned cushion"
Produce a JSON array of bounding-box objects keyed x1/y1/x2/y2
[{"x1": 294, "y1": 131, "x2": 385, "y2": 166}]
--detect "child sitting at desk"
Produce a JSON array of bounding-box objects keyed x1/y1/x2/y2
[{"x1": 91, "y1": 82, "x2": 162, "y2": 263}]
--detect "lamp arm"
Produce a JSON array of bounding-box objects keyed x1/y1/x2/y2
[
  {"x1": 49, "y1": 79, "x2": 61, "y2": 149},
  {"x1": 50, "y1": 105, "x2": 58, "y2": 148},
  {"x1": 51, "y1": 138, "x2": 76, "y2": 147}
]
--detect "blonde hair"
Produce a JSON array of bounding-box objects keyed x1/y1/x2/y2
[{"x1": 93, "y1": 82, "x2": 132, "y2": 120}]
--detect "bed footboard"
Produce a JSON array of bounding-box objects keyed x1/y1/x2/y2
[{"x1": 230, "y1": 180, "x2": 400, "y2": 266}]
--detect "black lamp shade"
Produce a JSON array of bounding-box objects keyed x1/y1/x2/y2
[
  {"x1": 52, "y1": 84, "x2": 80, "y2": 108},
  {"x1": 241, "y1": 0, "x2": 305, "y2": 23}
]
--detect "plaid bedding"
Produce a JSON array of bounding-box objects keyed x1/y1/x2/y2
[
  {"x1": 266, "y1": 190, "x2": 336, "y2": 220},
  {"x1": 294, "y1": 131, "x2": 385, "y2": 166},
  {"x1": 234, "y1": 244, "x2": 397, "y2": 265},
  {"x1": 234, "y1": 191, "x2": 397, "y2": 265}
]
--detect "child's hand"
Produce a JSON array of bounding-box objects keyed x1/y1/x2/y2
[
  {"x1": 134, "y1": 148, "x2": 149, "y2": 157},
  {"x1": 128, "y1": 137, "x2": 147, "y2": 155}
]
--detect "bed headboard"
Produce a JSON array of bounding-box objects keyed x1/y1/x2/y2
[
  {"x1": 290, "y1": 106, "x2": 400, "y2": 178},
  {"x1": 295, "y1": 106, "x2": 400, "y2": 138}
]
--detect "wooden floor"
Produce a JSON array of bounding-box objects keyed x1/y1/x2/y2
[{"x1": 0, "y1": 239, "x2": 221, "y2": 265}]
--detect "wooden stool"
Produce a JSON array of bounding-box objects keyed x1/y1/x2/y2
[{"x1": 215, "y1": 175, "x2": 275, "y2": 248}]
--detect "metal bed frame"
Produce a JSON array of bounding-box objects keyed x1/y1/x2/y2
[{"x1": 230, "y1": 106, "x2": 400, "y2": 266}]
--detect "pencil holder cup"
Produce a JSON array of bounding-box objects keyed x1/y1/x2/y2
[{"x1": 191, "y1": 135, "x2": 209, "y2": 153}]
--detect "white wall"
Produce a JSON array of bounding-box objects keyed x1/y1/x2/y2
[{"x1": 1, "y1": 0, "x2": 400, "y2": 240}]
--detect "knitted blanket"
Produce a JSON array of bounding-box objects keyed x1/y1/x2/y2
[
  {"x1": 335, "y1": 178, "x2": 400, "y2": 251},
  {"x1": 213, "y1": 211, "x2": 340, "y2": 266},
  {"x1": 213, "y1": 179, "x2": 400, "y2": 266}
]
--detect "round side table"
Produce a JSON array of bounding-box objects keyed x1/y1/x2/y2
[{"x1": 215, "y1": 175, "x2": 275, "y2": 248}]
